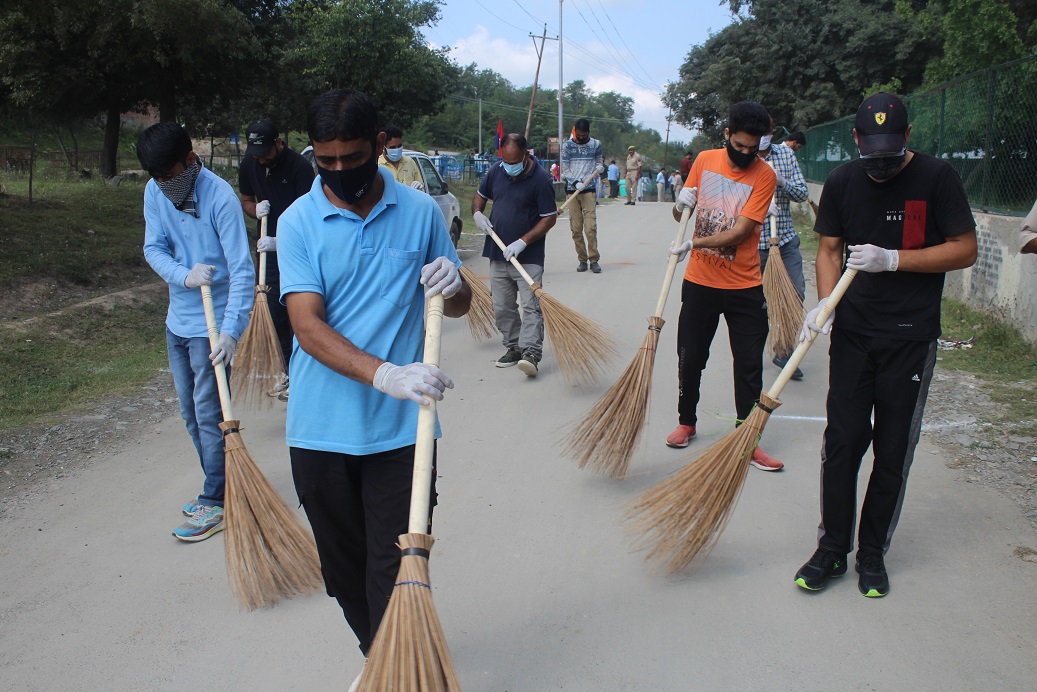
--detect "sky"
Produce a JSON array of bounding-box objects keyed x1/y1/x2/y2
[{"x1": 422, "y1": 0, "x2": 738, "y2": 145}]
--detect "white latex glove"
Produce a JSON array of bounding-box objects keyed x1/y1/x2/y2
[
  {"x1": 209, "y1": 333, "x2": 237, "y2": 366},
  {"x1": 800, "y1": 297, "x2": 834, "y2": 342},
  {"x1": 372, "y1": 362, "x2": 454, "y2": 405},
  {"x1": 774, "y1": 171, "x2": 787, "y2": 189},
  {"x1": 503, "y1": 239, "x2": 527, "y2": 261},
  {"x1": 675, "y1": 186, "x2": 697, "y2": 213},
  {"x1": 768, "y1": 200, "x2": 780, "y2": 218},
  {"x1": 847, "y1": 244, "x2": 899, "y2": 273},
  {"x1": 257, "y1": 236, "x2": 277, "y2": 253},
  {"x1": 420, "y1": 256, "x2": 462, "y2": 298},
  {"x1": 255, "y1": 200, "x2": 271, "y2": 218},
  {"x1": 669, "y1": 239, "x2": 693, "y2": 262},
  {"x1": 575, "y1": 181, "x2": 586, "y2": 191},
  {"x1": 473, "y1": 211, "x2": 493, "y2": 235},
  {"x1": 185, "y1": 263, "x2": 215, "y2": 288},
  {"x1": 410, "y1": 180, "x2": 425, "y2": 191},
  {"x1": 595, "y1": 163, "x2": 605, "y2": 174}
]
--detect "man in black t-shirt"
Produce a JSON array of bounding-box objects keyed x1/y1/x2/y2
[
  {"x1": 794, "y1": 93, "x2": 977, "y2": 598},
  {"x1": 238, "y1": 119, "x2": 316, "y2": 398}
]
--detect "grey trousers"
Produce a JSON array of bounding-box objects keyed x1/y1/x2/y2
[{"x1": 490, "y1": 260, "x2": 544, "y2": 360}]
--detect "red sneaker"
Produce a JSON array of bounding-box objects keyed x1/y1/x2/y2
[
  {"x1": 666, "y1": 425, "x2": 697, "y2": 448},
  {"x1": 750, "y1": 446, "x2": 784, "y2": 471}
]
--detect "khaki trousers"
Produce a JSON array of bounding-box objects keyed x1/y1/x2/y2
[{"x1": 569, "y1": 191, "x2": 599, "y2": 263}]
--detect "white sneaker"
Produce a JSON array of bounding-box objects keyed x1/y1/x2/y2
[{"x1": 347, "y1": 659, "x2": 367, "y2": 692}]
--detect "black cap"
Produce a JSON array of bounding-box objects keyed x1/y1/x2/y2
[
  {"x1": 245, "y1": 119, "x2": 278, "y2": 156},
  {"x1": 855, "y1": 93, "x2": 908, "y2": 155}
]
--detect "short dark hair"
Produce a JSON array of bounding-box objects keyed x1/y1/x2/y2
[
  {"x1": 727, "y1": 101, "x2": 771, "y2": 137},
  {"x1": 381, "y1": 124, "x2": 403, "y2": 141},
  {"x1": 307, "y1": 89, "x2": 378, "y2": 144},
  {"x1": 501, "y1": 133, "x2": 527, "y2": 150},
  {"x1": 786, "y1": 131, "x2": 806, "y2": 145},
  {"x1": 137, "y1": 122, "x2": 192, "y2": 175},
  {"x1": 574, "y1": 118, "x2": 590, "y2": 132}
]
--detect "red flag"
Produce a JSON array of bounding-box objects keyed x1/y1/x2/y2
[{"x1": 495, "y1": 118, "x2": 505, "y2": 157}]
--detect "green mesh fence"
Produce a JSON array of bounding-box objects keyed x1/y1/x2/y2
[{"x1": 798, "y1": 54, "x2": 1037, "y2": 216}]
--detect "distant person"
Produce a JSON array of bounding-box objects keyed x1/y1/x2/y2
[
  {"x1": 139, "y1": 122, "x2": 255, "y2": 542},
  {"x1": 607, "y1": 159, "x2": 620, "y2": 198},
  {"x1": 1020, "y1": 198, "x2": 1037, "y2": 254},
  {"x1": 473, "y1": 133, "x2": 558, "y2": 377},
  {"x1": 238, "y1": 119, "x2": 315, "y2": 400},
  {"x1": 680, "y1": 150, "x2": 694, "y2": 179},
  {"x1": 625, "y1": 145, "x2": 643, "y2": 205},
  {"x1": 377, "y1": 124, "x2": 424, "y2": 190},
  {"x1": 669, "y1": 170, "x2": 683, "y2": 201},
  {"x1": 656, "y1": 169, "x2": 667, "y2": 203},
  {"x1": 560, "y1": 118, "x2": 605, "y2": 273},
  {"x1": 784, "y1": 131, "x2": 806, "y2": 152}
]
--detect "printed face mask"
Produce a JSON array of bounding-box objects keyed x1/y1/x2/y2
[
  {"x1": 725, "y1": 140, "x2": 758, "y2": 169},
  {"x1": 501, "y1": 159, "x2": 525, "y2": 177},
  {"x1": 859, "y1": 150, "x2": 906, "y2": 181},
  {"x1": 157, "y1": 161, "x2": 201, "y2": 207},
  {"x1": 385, "y1": 147, "x2": 403, "y2": 162},
  {"x1": 318, "y1": 144, "x2": 379, "y2": 202}
]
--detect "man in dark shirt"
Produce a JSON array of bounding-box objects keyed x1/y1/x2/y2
[
  {"x1": 238, "y1": 119, "x2": 315, "y2": 399},
  {"x1": 794, "y1": 93, "x2": 977, "y2": 598},
  {"x1": 471, "y1": 133, "x2": 558, "y2": 377}
]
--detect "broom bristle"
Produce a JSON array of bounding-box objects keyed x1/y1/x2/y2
[
  {"x1": 562, "y1": 318, "x2": 662, "y2": 479},
  {"x1": 221, "y1": 423, "x2": 324, "y2": 610},
  {"x1": 459, "y1": 265, "x2": 496, "y2": 341},
  {"x1": 358, "y1": 533, "x2": 461, "y2": 691},
  {"x1": 230, "y1": 288, "x2": 286, "y2": 409},
  {"x1": 625, "y1": 394, "x2": 779, "y2": 575},
  {"x1": 533, "y1": 286, "x2": 618, "y2": 386},
  {"x1": 762, "y1": 244, "x2": 804, "y2": 360}
]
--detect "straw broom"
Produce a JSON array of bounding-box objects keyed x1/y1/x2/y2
[
  {"x1": 562, "y1": 207, "x2": 693, "y2": 480},
  {"x1": 487, "y1": 228, "x2": 617, "y2": 385},
  {"x1": 230, "y1": 216, "x2": 286, "y2": 408},
  {"x1": 358, "y1": 293, "x2": 461, "y2": 691},
  {"x1": 625, "y1": 268, "x2": 859, "y2": 575},
  {"x1": 201, "y1": 285, "x2": 323, "y2": 609},
  {"x1": 458, "y1": 265, "x2": 495, "y2": 341},
  {"x1": 762, "y1": 210, "x2": 805, "y2": 361}
]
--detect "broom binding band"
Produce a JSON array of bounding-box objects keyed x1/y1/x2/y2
[
  {"x1": 394, "y1": 579, "x2": 432, "y2": 590},
  {"x1": 401, "y1": 547, "x2": 431, "y2": 558}
]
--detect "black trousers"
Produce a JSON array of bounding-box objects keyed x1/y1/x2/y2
[
  {"x1": 263, "y1": 273, "x2": 294, "y2": 371},
  {"x1": 291, "y1": 444, "x2": 437, "y2": 655},
  {"x1": 676, "y1": 280, "x2": 768, "y2": 426},
  {"x1": 609, "y1": 180, "x2": 618, "y2": 198},
  {"x1": 818, "y1": 329, "x2": 936, "y2": 558}
]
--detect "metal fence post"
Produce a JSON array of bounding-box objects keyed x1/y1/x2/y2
[
  {"x1": 982, "y1": 67, "x2": 994, "y2": 210},
  {"x1": 937, "y1": 89, "x2": 945, "y2": 158}
]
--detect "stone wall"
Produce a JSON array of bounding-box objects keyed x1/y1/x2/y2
[{"x1": 806, "y1": 181, "x2": 1037, "y2": 345}]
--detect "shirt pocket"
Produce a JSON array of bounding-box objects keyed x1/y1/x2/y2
[{"x1": 379, "y1": 248, "x2": 423, "y2": 309}]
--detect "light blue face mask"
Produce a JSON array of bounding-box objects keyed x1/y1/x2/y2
[
  {"x1": 385, "y1": 147, "x2": 403, "y2": 162},
  {"x1": 501, "y1": 159, "x2": 525, "y2": 177}
]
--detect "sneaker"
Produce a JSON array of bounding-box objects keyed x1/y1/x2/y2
[
  {"x1": 277, "y1": 384, "x2": 289, "y2": 402},
  {"x1": 856, "y1": 553, "x2": 890, "y2": 597},
  {"x1": 577, "y1": 261, "x2": 589, "y2": 272},
  {"x1": 172, "y1": 505, "x2": 224, "y2": 542},
  {"x1": 750, "y1": 446, "x2": 784, "y2": 471},
  {"x1": 665, "y1": 424, "x2": 696, "y2": 448},
  {"x1": 772, "y1": 356, "x2": 804, "y2": 381},
  {"x1": 794, "y1": 548, "x2": 848, "y2": 591},
  {"x1": 517, "y1": 352, "x2": 539, "y2": 377},
  {"x1": 182, "y1": 496, "x2": 200, "y2": 517},
  {"x1": 590, "y1": 262, "x2": 602, "y2": 274},
  {"x1": 266, "y1": 374, "x2": 290, "y2": 397},
  {"x1": 496, "y1": 348, "x2": 523, "y2": 368}
]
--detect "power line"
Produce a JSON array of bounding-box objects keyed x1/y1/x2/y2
[
  {"x1": 569, "y1": 0, "x2": 657, "y2": 93},
  {"x1": 449, "y1": 93, "x2": 673, "y2": 127},
  {"x1": 593, "y1": 0, "x2": 665, "y2": 92},
  {"x1": 470, "y1": 0, "x2": 533, "y2": 33}
]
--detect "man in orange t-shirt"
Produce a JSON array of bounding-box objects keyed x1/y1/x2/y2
[{"x1": 664, "y1": 100, "x2": 784, "y2": 471}]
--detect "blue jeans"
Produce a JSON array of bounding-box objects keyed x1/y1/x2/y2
[{"x1": 166, "y1": 329, "x2": 226, "y2": 506}]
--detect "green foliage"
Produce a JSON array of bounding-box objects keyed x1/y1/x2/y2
[{"x1": 915, "y1": 0, "x2": 1027, "y2": 85}]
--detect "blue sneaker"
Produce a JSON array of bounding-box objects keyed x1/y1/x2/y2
[
  {"x1": 182, "y1": 497, "x2": 201, "y2": 517},
  {"x1": 173, "y1": 505, "x2": 224, "y2": 542}
]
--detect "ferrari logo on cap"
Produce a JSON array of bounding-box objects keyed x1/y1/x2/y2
[{"x1": 875, "y1": 112, "x2": 887, "y2": 126}]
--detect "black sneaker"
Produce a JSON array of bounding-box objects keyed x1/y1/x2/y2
[
  {"x1": 772, "y1": 355, "x2": 804, "y2": 381},
  {"x1": 517, "y1": 352, "x2": 539, "y2": 377},
  {"x1": 856, "y1": 553, "x2": 890, "y2": 598},
  {"x1": 590, "y1": 262, "x2": 602, "y2": 274},
  {"x1": 496, "y1": 349, "x2": 523, "y2": 368},
  {"x1": 577, "y1": 261, "x2": 589, "y2": 272},
  {"x1": 794, "y1": 548, "x2": 847, "y2": 591}
]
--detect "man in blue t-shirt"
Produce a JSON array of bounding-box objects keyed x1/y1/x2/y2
[
  {"x1": 472, "y1": 133, "x2": 558, "y2": 377},
  {"x1": 275, "y1": 89, "x2": 472, "y2": 681},
  {"x1": 607, "y1": 159, "x2": 620, "y2": 198}
]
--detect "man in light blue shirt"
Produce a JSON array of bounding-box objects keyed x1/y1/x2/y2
[
  {"x1": 276, "y1": 89, "x2": 471, "y2": 682},
  {"x1": 607, "y1": 159, "x2": 620, "y2": 198},
  {"x1": 139, "y1": 122, "x2": 255, "y2": 542}
]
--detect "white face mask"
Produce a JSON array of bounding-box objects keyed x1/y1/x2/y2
[{"x1": 758, "y1": 135, "x2": 773, "y2": 151}]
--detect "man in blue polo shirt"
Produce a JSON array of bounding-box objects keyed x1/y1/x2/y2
[
  {"x1": 275, "y1": 89, "x2": 471, "y2": 686},
  {"x1": 472, "y1": 132, "x2": 558, "y2": 377},
  {"x1": 139, "y1": 122, "x2": 255, "y2": 542}
]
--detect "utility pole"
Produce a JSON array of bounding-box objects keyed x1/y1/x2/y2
[
  {"x1": 478, "y1": 97, "x2": 482, "y2": 154},
  {"x1": 525, "y1": 25, "x2": 558, "y2": 142},
  {"x1": 663, "y1": 107, "x2": 672, "y2": 169},
  {"x1": 557, "y1": 0, "x2": 564, "y2": 159}
]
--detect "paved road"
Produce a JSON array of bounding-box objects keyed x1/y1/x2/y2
[{"x1": 2, "y1": 200, "x2": 1036, "y2": 690}]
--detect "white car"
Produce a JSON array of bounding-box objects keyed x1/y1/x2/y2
[{"x1": 300, "y1": 146, "x2": 463, "y2": 247}]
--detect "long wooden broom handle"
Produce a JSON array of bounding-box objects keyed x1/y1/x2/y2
[
  {"x1": 258, "y1": 215, "x2": 268, "y2": 286},
  {"x1": 653, "y1": 206, "x2": 693, "y2": 318},
  {"x1": 200, "y1": 285, "x2": 235, "y2": 422},
  {"x1": 558, "y1": 170, "x2": 602, "y2": 213},
  {"x1": 408, "y1": 293, "x2": 445, "y2": 534},
  {"x1": 486, "y1": 228, "x2": 538, "y2": 288},
  {"x1": 765, "y1": 267, "x2": 858, "y2": 399},
  {"x1": 769, "y1": 196, "x2": 779, "y2": 241}
]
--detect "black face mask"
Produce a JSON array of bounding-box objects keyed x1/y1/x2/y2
[
  {"x1": 574, "y1": 135, "x2": 589, "y2": 145},
  {"x1": 317, "y1": 144, "x2": 379, "y2": 203},
  {"x1": 726, "y1": 140, "x2": 758, "y2": 169},
  {"x1": 860, "y1": 152, "x2": 906, "y2": 181}
]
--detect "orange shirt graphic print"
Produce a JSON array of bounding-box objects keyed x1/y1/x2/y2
[{"x1": 692, "y1": 169, "x2": 753, "y2": 262}]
